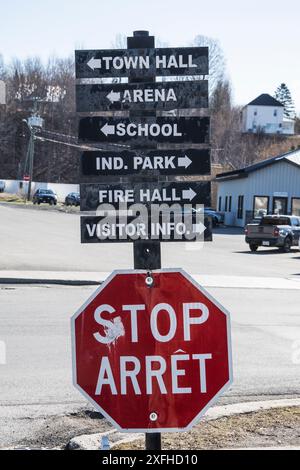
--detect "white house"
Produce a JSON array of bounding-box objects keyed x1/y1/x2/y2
[
  {"x1": 215, "y1": 149, "x2": 300, "y2": 227},
  {"x1": 242, "y1": 94, "x2": 294, "y2": 135}
]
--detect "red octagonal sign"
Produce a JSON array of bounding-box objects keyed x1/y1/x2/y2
[{"x1": 71, "y1": 269, "x2": 233, "y2": 432}]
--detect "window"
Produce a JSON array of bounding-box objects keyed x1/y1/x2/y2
[
  {"x1": 228, "y1": 196, "x2": 232, "y2": 212},
  {"x1": 225, "y1": 196, "x2": 228, "y2": 212},
  {"x1": 237, "y1": 196, "x2": 244, "y2": 219},
  {"x1": 292, "y1": 198, "x2": 300, "y2": 216},
  {"x1": 274, "y1": 109, "x2": 277, "y2": 117},
  {"x1": 291, "y1": 217, "x2": 300, "y2": 227},
  {"x1": 261, "y1": 217, "x2": 290, "y2": 226},
  {"x1": 254, "y1": 110, "x2": 257, "y2": 116},
  {"x1": 218, "y1": 196, "x2": 222, "y2": 212},
  {"x1": 273, "y1": 197, "x2": 288, "y2": 215},
  {"x1": 253, "y1": 196, "x2": 269, "y2": 218}
]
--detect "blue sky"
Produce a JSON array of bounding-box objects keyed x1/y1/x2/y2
[{"x1": 1, "y1": 0, "x2": 299, "y2": 111}]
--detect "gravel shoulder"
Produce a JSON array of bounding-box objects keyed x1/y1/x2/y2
[
  {"x1": 115, "y1": 406, "x2": 300, "y2": 450},
  {"x1": 2, "y1": 406, "x2": 300, "y2": 450}
]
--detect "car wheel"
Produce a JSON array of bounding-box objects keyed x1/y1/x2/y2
[
  {"x1": 249, "y1": 244, "x2": 258, "y2": 252},
  {"x1": 282, "y1": 238, "x2": 292, "y2": 253}
]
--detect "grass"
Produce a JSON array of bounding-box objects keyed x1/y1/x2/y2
[
  {"x1": 113, "y1": 406, "x2": 300, "y2": 450},
  {"x1": 0, "y1": 192, "x2": 27, "y2": 204}
]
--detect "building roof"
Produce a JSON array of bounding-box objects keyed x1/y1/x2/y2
[
  {"x1": 216, "y1": 148, "x2": 300, "y2": 182},
  {"x1": 247, "y1": 93, "x2": 284, "y2": 107}
]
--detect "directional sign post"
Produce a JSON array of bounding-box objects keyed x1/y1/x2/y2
[
  {"x1": 76, "y1": 81, "x2": 208, "y2": 112},
  {"x1": 80, "y1": 181, "x2": 211, "y2": 211},
  {"x1": 73, "y1": 30, "x2": 227, "y2": 451},
  {"x1": 72, "y1": 270, "x2": 233, "y2": 432},
  {"x1": 75, "y1": 46, "x2": 208, "y2": 79},
  {"x1": 81, "y1": 149, "x2": 211, "y2": 179},
  {"x1": 78, "y1": 116, "x2": 210, "y2": 146},
  {"x1": 81, "y1": 214, "x2": 212, "y2": 243}
]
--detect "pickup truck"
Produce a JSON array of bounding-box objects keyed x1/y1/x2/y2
[{"x1": 245, "y1": 215, "x2": 300, "y2": 252}]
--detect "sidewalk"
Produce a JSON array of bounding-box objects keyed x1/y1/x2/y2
[{"x1": 1, "y1": 270, "x2": 300, "y2": 290}]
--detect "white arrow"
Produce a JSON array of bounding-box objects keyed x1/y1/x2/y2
[
  {"x1": 107, "y1": 90, "x2": 121, "y2": 103},
  {"x1": 192, "y1": 222, "x2": 206, "y2": 235},
  {"x1": 178, "y1": 155, "x2": 192, "y2": 169},
  {"x1": 87, "y1": 57, "x2": 102, "y2": 70},
  {"x1": 182, "y1": 188, "x2": 197, "y2": 201},
  {"x1": 100, "y1": 123, "x2": 115, "y2": 137}
]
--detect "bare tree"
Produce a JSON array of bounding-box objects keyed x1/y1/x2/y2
[
  {"x1": 111, "y1": 33, "x2": 127, "y2": 49},
  {"x1": 191, "y1": 35, "x2": 226, "y2": 94},
  {"x1": 0, "y1": 54, "x2": 6, "y2": 80}
]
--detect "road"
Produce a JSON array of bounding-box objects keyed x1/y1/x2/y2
[
  {"x1": 0, "y1": 203, "x2": 300, "y2": 446},
  {"x1": 1, "y1": 203, "x2": 300, "y2": 278}
]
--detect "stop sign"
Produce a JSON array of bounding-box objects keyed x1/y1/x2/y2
[{"x1": 71, "y1": 269, "x2": 233, "y2": 432}]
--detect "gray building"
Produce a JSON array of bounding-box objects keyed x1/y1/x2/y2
[{"x1": 215, "y1": 149, "x2": 300, "y2": 227}]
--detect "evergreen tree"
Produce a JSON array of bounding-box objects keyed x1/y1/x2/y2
[{"x1": 274, "y1": 83, "x2": 295, "y2": 119}]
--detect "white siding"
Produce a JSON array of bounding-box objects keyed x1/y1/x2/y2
[
  {"x1": 1, "y1": 179, "x2": 79, "y2": 202},
  {"x1": 242, "y1": 105, "x2": 284, "y2": 134},
  {"x1": 217, "y1": 160, "x2": 300, "y2": 227}
]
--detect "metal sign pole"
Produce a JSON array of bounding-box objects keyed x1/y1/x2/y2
[{"x1": 127, "y1": 30, "x2": 162, "y2": 451}]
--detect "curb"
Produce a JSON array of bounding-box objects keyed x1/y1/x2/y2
[
  {"x1": 2, "y1": 272, "x2": 300, "y2": 290},
  {"x1": 66, "y1": 398, "x2": 300, "y2": 450},
  {"x1": 0, "y1": 278, "x2": 101, "y2": 286}
]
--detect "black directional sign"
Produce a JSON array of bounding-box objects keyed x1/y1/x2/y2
[
  {"x1": 75, "y1": 47, "x2": 208, "y2": 79},
  {"x1": 80, "y1": 214, "x2": 213, "y2": 243},
  {"x1": 80, "y1": 181, "x2": 211, "y2": 212},
  {"x1": 76, "y1": 81, "x2": 208, "y2": 112},
  {"x1": 80, "y1": 149, "x2": 211, "y2": 179},
  {"x1": 78, "y1": 116, "x2": 210, "y2": 146}
]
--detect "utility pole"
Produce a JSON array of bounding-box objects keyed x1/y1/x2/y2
[{"x1": 23, "y1": 114, "x2": 44, "y2": 201}]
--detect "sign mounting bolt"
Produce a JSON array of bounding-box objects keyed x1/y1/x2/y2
[
  {"x1": 145, "y1": 272, "x2": 154, "y2": 287},
  {"x1": 150, "y1": 412, "x2": 158, "y2": 422}
]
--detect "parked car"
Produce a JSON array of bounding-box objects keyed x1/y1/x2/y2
[
  {"x1": 32, "y1": 189, "x2": 57, "y2": 205},
  {"x1": 65, "y1": 192, "x2": 80, "y2": 206},
  {"x1": 203, "y1": 208, "x2": 224, "y2": 227},
  {"x1": 159, "y1": 207, "x2": 222, "y2": 229},
  {"x1": 245, "y1": 215, "x2": 300, "y2": 252},
  {"x1": 0, "y1": 180, "x2": 5, "y2": 193}
]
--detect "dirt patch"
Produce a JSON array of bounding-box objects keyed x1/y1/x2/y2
[
  {"x1": 5, "y1": 410, "x2": 113, "y2": 450},
  {"x1": 4, "y1": 406, "x2": 300, "y2": 450},
  {"x1": 114, "y1": 407, "x2": 300, "y2": 450},
  {"x1": 0, "y1": 197, "x2": 79, "y2": 213}
]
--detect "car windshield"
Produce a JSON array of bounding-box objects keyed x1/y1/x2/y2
[{"x1": 261, "y1": 217, "x2": 290, "y2": 226}]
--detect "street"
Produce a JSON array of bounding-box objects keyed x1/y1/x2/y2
[
  {"x1": 1, "y1": 203, "x2": 300, "y2": 278},
  {"x1": 0, "y1": 203, "x2": 300, "y2": 446}
]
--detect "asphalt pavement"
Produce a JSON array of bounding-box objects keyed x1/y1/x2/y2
[
  {"x1": 1, "y1": 203, "x2": 300, "y2": 279},
  {"x1": 0, "y1": 203, "x2": 300, "y2": 447}
]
